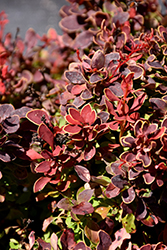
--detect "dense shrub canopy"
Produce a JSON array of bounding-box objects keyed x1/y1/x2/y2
[{"x1": 1, "y1": 0, "x2": 167, "y2": 249}]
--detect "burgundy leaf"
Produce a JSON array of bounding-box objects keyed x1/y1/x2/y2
[
  {"x1": 60, "y1": 228, "x2": 76, "y2": 250},
  {"x1": 77, "y1": 189, "x2": 94, "y2": 203},
  {"x1": 60, "y1": 15, "x2": 85, "y2": 33},
  {"x1": 33, "y1": 176, "x2": 51, "y2": 193},
  {"x1": 128, "y1": 65, "x2": 144, "y2": 79},
  {"x1": 12, "y1": 106, "x2": 31, "y2": 118},
  {"x1": 150, "y1": 98, "x2": 167, "y2": 112},
  {"x1": 91, "y1": 50, "x2": 105, "y2": 70},
  {"x1": 84, "y1": 145, "x2": 96, "y2": 161},
  {"x1": 90, "y1": 72, "x2": 103, "y2": 83},
  {"x1": 2, "y1": 115, "x2": 20, "y2": 133},
  {"x1": 65, "y1": 71, "x2": 86, "y2": 85},
  {"x1": 135, "y1": 198, "x2": 147, "y2": 220},
  {"x1": 74, "y1": 242, "x2": 90, "y2": 250},
  {"x1": 0, "y1": 103, "x2": 14, "y2": 122},
  {"x1": 73, "y1": 30, "x2": 93, "y2": 49},
  {"x1": 105, "y1": 183, "x2": 120, "y2": 198},
  {"x1": 130, "y1": 93, "x2": 146, "y2": 112},
  {"x1": 36, "y1": 238, "x2": 51, "y2": 250},
  {"x1": 143, "y1": 173, "x2": 155, "y2": 184},
  {"x1": 72, "y1": 201, "x2": 94, "y2": 215},
  {"x1": 97, "y1": 230, "x2": 112, "y2": 250},
  {"x1": 105, "y1": 52, "x2": 120, "y2": 67},
  {"x1": 57, "y1": 198, "x2": 73, "y2": 210},
  {"x1": 38, "y1": 123, "x2": 54, "y2": 151},
  {"x1": 0, "y1": 151, "x2": 12, "y2": 162},
  {"x1": 25, "y1": 28, "x2": 38, "y2": 51},
  {"x1": 122, "y1": 187, "x2": 135, "y2": 204},
  {"x1": 140, "y1": 244, "x2": 152, "y2": 250},
  {"x1": 141, "y1": 214, "x2": 158, "y2": 227},
  {"x1": 121, "y1": 136, "x2": 135, "y2": 147},
  {"x1": 111, "y1": 175, "x2": 128, "y2": 189}
]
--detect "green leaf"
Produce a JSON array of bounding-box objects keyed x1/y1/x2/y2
[{"x1": 122, "y1": 213, "x2": 136, "y2": 233}]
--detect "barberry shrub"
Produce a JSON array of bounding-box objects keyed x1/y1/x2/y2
[{"x1": 1, "y1": 0, "x2": 167, "y2": 249}]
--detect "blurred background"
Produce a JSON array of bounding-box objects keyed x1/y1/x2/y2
[{"x1": 0, "y1": 0, "x2": 67, "y2": 37}]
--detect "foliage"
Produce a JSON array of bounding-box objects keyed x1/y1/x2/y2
[{"x1": 1, "y1": 0, "x2": 167, "y2": 249}]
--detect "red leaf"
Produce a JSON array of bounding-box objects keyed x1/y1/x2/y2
[
  {"x1": 69, "y1": 108, "x2": 84, "y2": 124},
  {"x1": 71, "y1": 84, "x2": 86, "y2": 95},
  {"x1": 26, "y1": 109, "x2": 50, "y2": 125},
  {"x1": 63, "y1": 124, "x2": 82, "y2": 134},
  {"x1": 104, "y1": 88, "x2": 120, "y2": 102},
  {"x1": 33, "y1": 177, "x2": 51, "y2": 193},
  {"x1": 130, "y1": 93, "x2": 146, "y2": 112},
  {"x1": 26, "y1": 149, "x2": 43, "y2": 160},
  {"x1": 105, "y1": 100, "x2": 116, "y2": 116},
  {"x1": 75, "y1": 165, "x2": 91, "y2": 182},
  {"x1": 0, "y1": 80, "x2": 5, "y2": 94},
  {"x1": 35, "y1": 161, "x2": 51, "y2": 173},
  {"x1": 81, "y1": 104, "x2": 95, "y2": 125},
  {"x1": 38, "y1": 123, "x2": 54, "y2": 150},
  {"x1": 66, "y1": 114, "x2": 81, "y2": 125}
]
